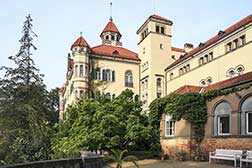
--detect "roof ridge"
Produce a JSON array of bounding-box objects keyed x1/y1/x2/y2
[{"x1": 165, "y1": 13, "x2": 252, "y2": 70}]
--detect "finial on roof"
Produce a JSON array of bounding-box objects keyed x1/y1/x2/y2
[
  {"x1": 80, "y1": 31, "x2": 82, "y2": 36},
  {"x1": 110, "y1": 2, "x2": 113, "y2": 22}
]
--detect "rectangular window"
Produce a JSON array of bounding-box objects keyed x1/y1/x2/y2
[
  {"x1": 209, "y1": 52, "x2": 213, "y2": 61},
  {"x1": 233, "y1": 39, "x2": 238, "y2": 49},
  {"x1": 79, "y1": 65, "x2": 84, "y2": 77},
  {"x1": 165, "y1": 115, "x2": 175, "y2": 137},
  {"x1": 227, "y1": 42, "x2": 232, "y2": 52},
  {"x1": 85, "y1": 65, "x2": 88, "y2": 76},
  {"x1": 218, "y1": 115, "x2": 230, "y2": 135},
  {"x1": 95, "y1": 68, "x2": 100, "y2": 80},
  {"x1": 240, "y1": 35, "x2": 246, "y2": 45},
  {"x1": 199, "y1": 57, "x2": 204, "y2": 66},
  {"x1": 161, "y1": 27, "x2": 165, "y2": 34},
  {"x1": 247, "y1": 112, "x2": 252, "y2": 134},
  {"x1": 204, "y1": 55, "x2": 209, "y2": 63},
  {"x1": 156, "y1": 26, "x2": 160, "y2": 33},
  {"x1": 186, "y1": 64, "x2": 190, "y2": 72},
  {"x1": 75, "y1": 65, "x2": 78, "y2": 77}
]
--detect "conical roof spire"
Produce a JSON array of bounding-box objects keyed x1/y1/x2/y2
[{"x1": 71, "y1": 34, "x2": 90, "y2": 50}]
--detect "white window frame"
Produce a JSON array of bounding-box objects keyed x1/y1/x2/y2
[
  {"x1": 246, "y1": 112, "x2": 252, "y2": 134},
  {"x1": 165, "y1": 114, "x2": 175, "y2": 137},
  {"x1": 218, "y1": 115, "x2": 230, "y2": 136}
]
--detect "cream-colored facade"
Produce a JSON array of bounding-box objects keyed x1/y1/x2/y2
[
  {"x1": 59, "y1": 17, "x2": 140, "y2": 119},
  {"x1": 60, "y1": 13, "x2": 252, "y2": 119}
]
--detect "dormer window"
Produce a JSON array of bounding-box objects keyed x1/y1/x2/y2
[
  {"x1": 111, "y1": 35, "x2": 115, "y2": 40},
  {"x1": 199, "y1": 43, "x2": 205, "y2": 47},
  {"x1": 112, "y1": 50, "x2": 119, "y2": 55},
  {"x1": 106, "y1": 35, "x2": 109, "y2": 40}
]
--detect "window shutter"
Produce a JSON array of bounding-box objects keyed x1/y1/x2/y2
[
  {"x1": 112, "y1": 71, "x2": 115, "y2": 82},
  {"x1": 102, "y1": 69, "x2": 106, "y2": 81},
  {"x1": 91, "y1": 68, "x2": 96, "y2": 79}
]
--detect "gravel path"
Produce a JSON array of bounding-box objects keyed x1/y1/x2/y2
[{"x1": 109, "y1": 159, "x2": 235, "y2": 168}]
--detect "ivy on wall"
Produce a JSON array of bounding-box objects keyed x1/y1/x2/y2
[
  {"x1": 149, "y1": 84, "x2": 252, "y2": 144},
  {"x1": 149, "y1": 93, "x2": 207, "y2": 143}
]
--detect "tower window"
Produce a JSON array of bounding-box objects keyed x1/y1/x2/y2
[
  {"x1": 156, "y1": 26, "x2": 160, "y2": 33},
  {"x1": 161, "y1": 27, "x2": 165, "y2": 34},
  {"x1": 106, "y1": 35, "x2": 109, "y2": 40},
  {"x1": 111, "y1": 35, "x2": 115, "y2": 40},
  {"x1": 79, "y1": 65, "x2": 84, "y2": 77}
]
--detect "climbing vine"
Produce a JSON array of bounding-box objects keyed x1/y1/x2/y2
[
  {"x1": 149, "y1": 83, "x2": 252, "y2": 145},
  {"x1": 149, "y1": 93, "x2": 207, "y2": 143}
]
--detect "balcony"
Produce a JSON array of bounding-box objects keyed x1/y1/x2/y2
[{"x1": 125, "y1": 82, "x2": 133, "y2": 88}]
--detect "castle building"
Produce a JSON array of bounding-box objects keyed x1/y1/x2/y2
[
  {"x1": 59, "y1": 17, "x2": 140, "y2": 119},
  {"x1": 60, "y1": 13, "x2": 252, "y2": 156}
]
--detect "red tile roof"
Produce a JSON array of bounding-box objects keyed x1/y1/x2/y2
[
  {"x1": 92, "y1": 45, "x2": 140, "y2": 61},
  {"x1": 204, "y1": 71, "x2": 252, "y2": 92},
  {"x1": 71, "y1": 36, "x2": 90, "y2": 50},
  {"x1": 165, "y1": 14, "x2": 252, "y2": 71},
  {"x1": 172, "y1": 71, "x2": 252, "y2": 94},
  {"x1": 171, "y1": 47, "x2": 186, "y2": 53},
  {"x1": 150, "y1": 14, "x2": 173, "y2": 24},
  {"x1": 101, "y1": 20, "x2": 121, "y2": 35},
  {"x1": 173, "y1": 85, "x2": 202, "y2": 94}
]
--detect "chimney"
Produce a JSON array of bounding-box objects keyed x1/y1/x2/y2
[{"x1": 184, "y1": 43, "x2": 194, "y2": 53}]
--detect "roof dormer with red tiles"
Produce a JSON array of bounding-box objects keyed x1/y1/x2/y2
[{"x1": 100, "y1": 17, "x2": 122, "y2": 47}]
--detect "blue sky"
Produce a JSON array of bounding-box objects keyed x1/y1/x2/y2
[{"x1": 1, "y1": 0, "x2": 252, "y2": 89}]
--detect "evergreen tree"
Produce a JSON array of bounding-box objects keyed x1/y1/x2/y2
[{"x1": 0, "y1": 14, "x2": 56, "y2": 164}]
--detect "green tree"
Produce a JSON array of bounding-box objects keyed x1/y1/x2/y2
[
  {"x1": 52, "y1": 89, "x2": 153, "y2": 157},
  {"x1": 0, "y1": 14, "x2": 55, "y2": 164}
]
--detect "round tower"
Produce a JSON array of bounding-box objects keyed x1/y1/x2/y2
[{"x1": 70, "y1": 34, "x2": 90, "y2": 100}]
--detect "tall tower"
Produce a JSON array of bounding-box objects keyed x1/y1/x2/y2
[
  {"x1": 70, "y1": 34, "x2": 91, "y2": 102},
  {"x1": 137, "y1": 14, "x2": 173, "y2": 111}
]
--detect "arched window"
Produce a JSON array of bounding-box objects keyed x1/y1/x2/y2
[
  {"x1": 213, "y1": 101, "x2": 232, "y2": 136},
  {"x1": 170, "y1": 73, "x2": 174, "y2": 80},
  {"x1": 227, "y1": 68, "x2": 235, "y2": 78},
  {"x1": 200, "y1": 80, "x2": 206, "y2": 87},
  {"x1": 165, "y1": 114, "x2": 175, "y2": 137},
  {"x1": 236, "y1": 65, "x2": 245, "y2": 76},
  {"x1": 79, "y1": 65, "x2": 84, "y2": 77},
  {"x1": 125, "y1": 71, "x2": 133, "y2": 87},
  {"x1": 240, "y1": 96, "x2": 252, "y2": 134},
  {"x1": 206, "y1": 77, "x2": 212, "y2": 85}
]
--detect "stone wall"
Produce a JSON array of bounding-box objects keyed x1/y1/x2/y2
[
  {"x1": 201, "y1": 138, "x2": 252, "y2": 156},
  {"x1": 1, "y1": 157, "x2": 106, "y2": 168}
]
